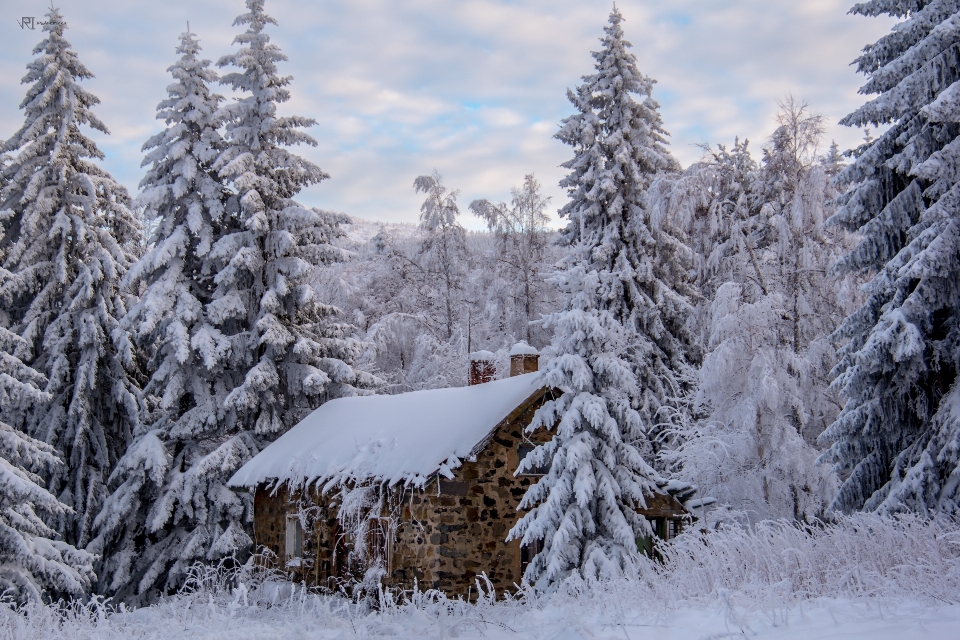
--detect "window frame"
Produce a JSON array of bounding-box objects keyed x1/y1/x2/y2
[
  {"x1": 517, "y1": 443, "x2": 550, "y2": 476},
  {"x1": 667, "y1": 518, "x2": 681, "y2": 540},
  {"x1": 285, "y1": 513, "x2": 303, "y2": 561}
]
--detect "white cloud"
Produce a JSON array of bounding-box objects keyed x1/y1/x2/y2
[{"x1": 0, "y1": 0, "x2": 899, "y2": 229}]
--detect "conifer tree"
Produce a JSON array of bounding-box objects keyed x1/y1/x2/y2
[
  {"x1": 508, "y1": 8, "x2": 694, "y2": 585},
  {"x1": 0, "y1": 7, "x2": 141, "y2": 550},
  {"x1": 819, "y1": 0, "x2": 960, "y2": 514},
  {"x1": 0, "y1": 327, "x2": 94, "y2": 603},
  {"x1": 213, "y1": 0, "x2": 370, "y2": 430},
  {"x1": 99, "y1": 1, "x2": 368, "y2": 602},
  {"x1": 87, "y1": 29, "x2": 237, "y2": 602},
  {"x1": 95, "y1": 0, "x2": 373, "y2": 600}
]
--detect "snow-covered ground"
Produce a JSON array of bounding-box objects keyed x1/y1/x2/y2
[
  {"x1": 3, "y1": 585, "x2": 957, "y2": 639},
  {"x1": 4, "y1": 514, "x2": 958, "y2": 639}
]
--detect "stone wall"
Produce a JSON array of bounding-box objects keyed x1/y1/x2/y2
[
  {"x1": 385, "y1": 395, "x2": 553, "y2": 594},
  {"x1": 252, "y1": 486, "x2": 287, "y2": 559}
]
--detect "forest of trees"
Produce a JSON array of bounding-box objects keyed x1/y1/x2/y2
[{"x1": 1, "y1": 0, "x2": 959, "y2": 603}]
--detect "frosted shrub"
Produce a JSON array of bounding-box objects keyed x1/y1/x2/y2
[{"x1": 646, "y1": 513, "x2": 960, "y2": 605}]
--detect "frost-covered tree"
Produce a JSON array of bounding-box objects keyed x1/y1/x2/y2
[
  {"x1": 87, "y1": 29, "x2": 237, "y2": 603},
  {"x1": 350, "y1": 172, "x2": 470, "y2": 388},
  {"x1": 318, "y1": 216, "x2": 566, "y2": 392},
  {"x1": 0, "y1": 327, "x2": 95, "y2": 603},
  {"x1": 508, "y1": 8, "x2": 694, "y2": 585},
  {"x1": 323, "y1": 227, "x2": 457, "y2": 392},
  {"x1": 753, "y1": 100, "x2": 854, "y2": 366},
  {"x1": 470, "y1": 174, "x2": 555, "y2": 346},
  {"x1": 412, "y1": 172, "x2": 469, "y2": 341},
  {"x1": 0, "y1": 7, "x2": 141, "y2": 550},
  {"x1": 665, "y1": 100, "x2": 853, "y2": 522},
  {"x1": 654, "y1": 138, "x2": 758, "y2": 352},
  {"x1": 669, "y1": 138, "x2": 757, "y2": 301},
  {"x1": 819, "y1": 0, "x2": 960, "y2": 514}
]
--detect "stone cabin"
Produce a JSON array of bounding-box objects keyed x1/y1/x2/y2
[{"x1": 227, "y1": 345, "x2": 691, "y2": 596}]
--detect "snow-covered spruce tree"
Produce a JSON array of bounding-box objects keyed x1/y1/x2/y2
[
  {"x1": 86, "y1": 29, "x2": 241, "y2": 603},
  {"x1": 819, "y1": 0, "x2": 960, "y2": 514},
  {"x1": 0, "y1": 326, "x2": 95, "y2": 603},
  {"x1": 508, "y1": 8, "x2": 695, "y2": 585},
  {"x1": 216, "y1": 0, "x2": 370, "y2": 444},
  {"x1": 0, "y1": 7, "x2": 141, "y2": 550}
]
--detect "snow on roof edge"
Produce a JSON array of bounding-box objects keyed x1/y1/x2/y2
[{"x1": 227, "y1": 373, "x2": 547, "y2": 492}]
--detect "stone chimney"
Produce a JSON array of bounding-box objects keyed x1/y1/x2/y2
[
  {"x1": 509, "y1": 342, "x2": 539, "y2": 377},
  {"x1": 469, "y1": 350, "x2": 497, "y2": 385}
]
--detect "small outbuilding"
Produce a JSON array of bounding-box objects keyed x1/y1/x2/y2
[{"x1": 227, "y1": 346, "x2": 691, "y2": 595}]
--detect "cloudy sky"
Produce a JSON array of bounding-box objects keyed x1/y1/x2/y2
[{"x1": 1, "y1": 0, "x2": 897, "y2": 229}]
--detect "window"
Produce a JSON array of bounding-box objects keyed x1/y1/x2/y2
[
  {"x1": 639, "y1": 518, "x2": 664, "y2": 558},
  {"x1": 638, "y1": 518, "x2": 682, "y2": 556},
  {"x1": 518, "y1": 444, "x2": 550, "y2": 475},
  {"x1": 520, "y1": 538, "x2": 544, "y2": 577},
  {"x1": 285, "y1": 514, "x2": 303, "y2": 561},
  {"x1": 667, "y1": 518, "x2": 681, "y2": 540}
]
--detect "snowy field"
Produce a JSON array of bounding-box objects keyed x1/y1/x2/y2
[
  {"x1": 4, "y1": 514, "x2": 958, "y2": 640},
  {"x1": 3, "y1": 591, "x2": 958, "y2": 640}
]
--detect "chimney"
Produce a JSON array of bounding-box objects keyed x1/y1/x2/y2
[
  {"x1": 509, "y1": 342, "x2": 539, "y2": 377},
  {"x1": 469, "y1": 350, "x2": 497, "y2": 385}
]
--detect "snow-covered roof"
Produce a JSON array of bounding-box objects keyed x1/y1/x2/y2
[{"x1": 227, "y1": 372, "x2": 545, "y2": 490}]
